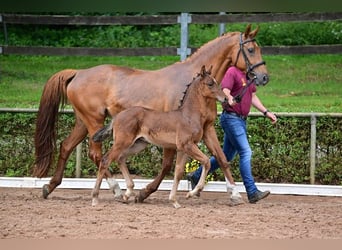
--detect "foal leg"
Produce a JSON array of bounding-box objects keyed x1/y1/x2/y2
[
  {"x1": 203, "y1": 127, "x2": 244, "y2": 205},
  {"x1": 42, "y1": 117, "x2": 87, "y2": 198},
  {"x1": 116, "y1": 156, "x2": 135, "y2": 201},
  {"x1": 182, "y1": 144, "x2": 211, "y2": 198},
  {"x1": 169, "y1": 152, "x2": 188, "y2": 209},
  {"x1": 92, "y1": 141, "x2": 134, "y2": 205},
  {"x1": 108, "y1": 137, "x2": 140, "y2": 202},
  {"x1": 136, "y1": 148, "x2": 176, "y2": 203}
]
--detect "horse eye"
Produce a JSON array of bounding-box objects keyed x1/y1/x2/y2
[
  {"x1": 248, "y1": 47, "x2": 254, "y2": 53},
  {"x1": 207, "y1": 81, "x2": 214, "y2": 87}
]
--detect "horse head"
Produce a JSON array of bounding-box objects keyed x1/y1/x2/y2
[
  {"x1": 233, "y1": 24, "x2": 269, "y2": 86},
  {"x1": 199, "y1": 65, "x2": 227, "y2": 103}
]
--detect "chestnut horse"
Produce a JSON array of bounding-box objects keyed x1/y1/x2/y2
[
  {"x1": 91, "y1": 65, "x2": 241, "y2": 208},
  {"x1": 34, "y1": 24, "x2": 268, "y2": 201}
]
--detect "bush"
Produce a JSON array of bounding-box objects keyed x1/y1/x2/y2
[{"x1": 1, "y1": 112, "x2": 341, "y2": 185}]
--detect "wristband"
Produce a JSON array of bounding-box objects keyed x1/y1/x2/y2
[{"x1": 263, "y1": 110, "x2": 269, "y2": 116}]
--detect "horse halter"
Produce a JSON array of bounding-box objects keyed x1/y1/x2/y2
[
  {"x1": 232, "y1": 33, "x2": 266, "y2": 103},
  {"x1": 234, "y1": 32, "x2": 266, "y2": 80}
]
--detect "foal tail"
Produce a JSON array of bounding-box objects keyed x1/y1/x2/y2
[
  {"x1": 92, "y1": 120, "x2": 113, "y2": 142},
  {"x1": 33, "y1": 69, "x2": 77, "y2": 178}
]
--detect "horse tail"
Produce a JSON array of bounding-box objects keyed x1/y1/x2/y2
[
  {"x1": 92, "y1": 120, "x2": 114, "y2": 142},
  {"x1": 33, "y1": 69, "x2": 77, "y2": 177}
]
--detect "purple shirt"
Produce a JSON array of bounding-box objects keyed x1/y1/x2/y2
[{"x1": 221, "y1": 66, "x2": 256, "y2": 117}]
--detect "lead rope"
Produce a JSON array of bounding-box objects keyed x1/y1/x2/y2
[{"x1": 233, "y1": 76, "x2": 255, "y2": 103}]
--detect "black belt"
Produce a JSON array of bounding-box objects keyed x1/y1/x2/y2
[{"x1": 223, "y1": 110, "x2": 247, "y2": 120}]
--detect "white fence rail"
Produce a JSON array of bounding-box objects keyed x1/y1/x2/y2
[{"x1": 1, "y1": 177, "x2": 341, "y2": 197}]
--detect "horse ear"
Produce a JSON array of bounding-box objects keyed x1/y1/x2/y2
[
  {"x1": 244, "y1": 24, "x2": 252, "y2": 38},
  {"x1": 249, "y1": 25, "x2": 260, "y2": 39}
]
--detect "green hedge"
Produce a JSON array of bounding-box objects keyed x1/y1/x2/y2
[
  {"x1": 1, "y1": 19, "x2": 341, "y2": 48},
  {"x1": 1, "y1": 112, "x2": 341, "y2": 185}
]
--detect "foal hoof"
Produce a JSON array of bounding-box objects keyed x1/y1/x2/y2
[
  {"x1": 123, "y1": 194, "x2": 131, "y2": 203},
  {"x1": 171, "y1": 200, "x2": 181, "y2": 209},
  {"x1": 186, "y1": 190, "x2": 200, "y2": 199},
  {"x1": 92, "y1": 198, "x2": 99, "y2": 206},
  {"x1": 42, "y1": 184, "x2": 50, "y2": 199},
  {"x1": 113, "y1": 194, "x2": 128, "y2": 204}
]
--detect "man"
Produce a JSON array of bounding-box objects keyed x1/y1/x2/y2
[{"x1": 187, "y1": 66, "x2": 277, "y2": 203}]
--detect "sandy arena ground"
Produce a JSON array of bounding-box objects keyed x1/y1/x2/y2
[{"x1": 0, "y1": 187, "x2": 341, "y2": 239}]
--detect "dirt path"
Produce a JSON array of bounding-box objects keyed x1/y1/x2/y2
[{"x1": 1, "y1": 187, "x2": 341, "y2": 239}]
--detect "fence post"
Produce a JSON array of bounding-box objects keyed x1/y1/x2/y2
[
  {"x1": 75, "y1": 143, "x2": 82, "y2": 178},
  {"x1": 310, "y1": 114, "x2": 317, "y2": 184},
  {"x1": 1, "y1": 14, "x2": 8, "y2": 45},
  {"x1": 177, "y1": 12, "x2": 191, "y2": 61},
  {"x1": 218, "y1": 12, "x2": 226, "y2": 36}
]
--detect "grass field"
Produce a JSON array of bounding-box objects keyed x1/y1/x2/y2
[{"x1": 0, "y1": 54, "x2": 341, "y2": 112}]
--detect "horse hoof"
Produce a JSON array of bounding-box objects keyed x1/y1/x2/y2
[
  {"x1": 114, "y1": 192, "x2": 123, "y2": 199},
  {"x1": 229, "y1": 197, "x2": 245, "y2": 206},
  {"x1": 134, "y1": 195, "x2": 145, "y2": 203},
  {"x1": 42, "y1": 185, "x2": 50, "y2": 199},
  {"x1": 112, "y1": 186, "x2": 123, "y2": 197},
  {"x1": 135, "y1": 189, "x2": 148, "y2": 203}
]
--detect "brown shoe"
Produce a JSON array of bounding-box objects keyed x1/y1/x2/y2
[{"x1": 248, "y1": 190, "x2": 270, "y2": 203}]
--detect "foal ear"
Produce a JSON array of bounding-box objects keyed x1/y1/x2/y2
[
  {"x1": 200, "y1": 65, "x2": 206, "y2": 76},
  {"x1": 207, "y1": 65, "x2": 213, "y2": 75}
]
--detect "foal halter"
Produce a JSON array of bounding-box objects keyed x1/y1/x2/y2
[{"x1": 234, "y1": 32, "x2": 266, "y2": 80}]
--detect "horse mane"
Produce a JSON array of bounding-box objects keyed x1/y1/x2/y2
[{"x1": 180, "y1": 32, "x2": 238, "y2": 64}]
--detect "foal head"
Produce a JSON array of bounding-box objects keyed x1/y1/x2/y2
[
  {"x1": 195, "y1": 65, "x2": 227, "y2": 103},
  {"x1": 179, "y1": 65, "x2": 226, "y2": 108}
]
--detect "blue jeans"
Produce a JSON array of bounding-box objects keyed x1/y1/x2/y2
[{"x1": 191, "y1": 112, "x2": 258, "y2": 196}]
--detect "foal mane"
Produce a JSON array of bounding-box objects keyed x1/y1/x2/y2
[
  {"x1": 178, "y1": 78, "x2": 194, "y2": 108},
  {"x1": 178, "y1": 67, "x2": 212, "y2": 108}
]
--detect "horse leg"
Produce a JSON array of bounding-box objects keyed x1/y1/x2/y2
[
  {"x1": 136, "y1": 148, "x2": 176, "y2": 203},
  {"x1": 42, "y1": 117, "x2": 87, "y2": 198},
  {"x1": 222, "y1": 169, "x2": 243, "y2": 205},
  {"x1": 169, "y1": 152, "x2": 188, "y2": 209},
  {"x1": 91, "y1": 153, "x2": 111, "y2": 206},
  {"x1": 88, "y1": 138, "x2": 122, "y2": 198}
]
